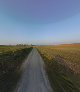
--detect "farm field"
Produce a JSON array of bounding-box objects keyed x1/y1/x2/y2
[
  {"x1": 0, "y1": 45, "x2": 32, "y2": 92},
  {"x1": 37, "y1": 44, "x2": 80, "y2": 92}
]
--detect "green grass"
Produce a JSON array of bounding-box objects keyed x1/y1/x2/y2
[
  {"x1": 0, "y1": 45, "x2": 29, "y2": 53},
  {"x1": 0, "y1": 46, "x2": 32, "y2": 92}
]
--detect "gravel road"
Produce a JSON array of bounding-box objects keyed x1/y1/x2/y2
[{"x1": 14, "y1": 48, "x2": 53, "y2": 92}]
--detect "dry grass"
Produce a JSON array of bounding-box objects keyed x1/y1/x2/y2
[
  {"x1": 37, "y1": 44, "x2": 80, "y2": 92},
  {"x1": 37, "y1": 44, "x2": 80, "y2": 74}
]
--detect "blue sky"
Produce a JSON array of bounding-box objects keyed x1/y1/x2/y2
[{"x1": 0, "y1": 0, "x2": 80, "y2": 45}]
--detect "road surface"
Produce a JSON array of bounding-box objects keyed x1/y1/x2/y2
[{"x1": 14, "y1": 48, "x2": 53, "y2": 92}]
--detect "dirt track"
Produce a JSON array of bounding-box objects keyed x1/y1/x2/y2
[{"x1": 14, "y1": 48, "x2": 53, "y2": 92}]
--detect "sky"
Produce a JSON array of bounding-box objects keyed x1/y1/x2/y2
[{"x1": 0, "y1": 0, "x2": 80, "y2": 45}]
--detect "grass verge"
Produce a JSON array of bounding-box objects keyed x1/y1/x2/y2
[
  {"x1": 39, "y1": 52, "x2": 80, "y2": 92},
  {"x1": 0, "y1": 47, "x2": 32, "y2": 92}
]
